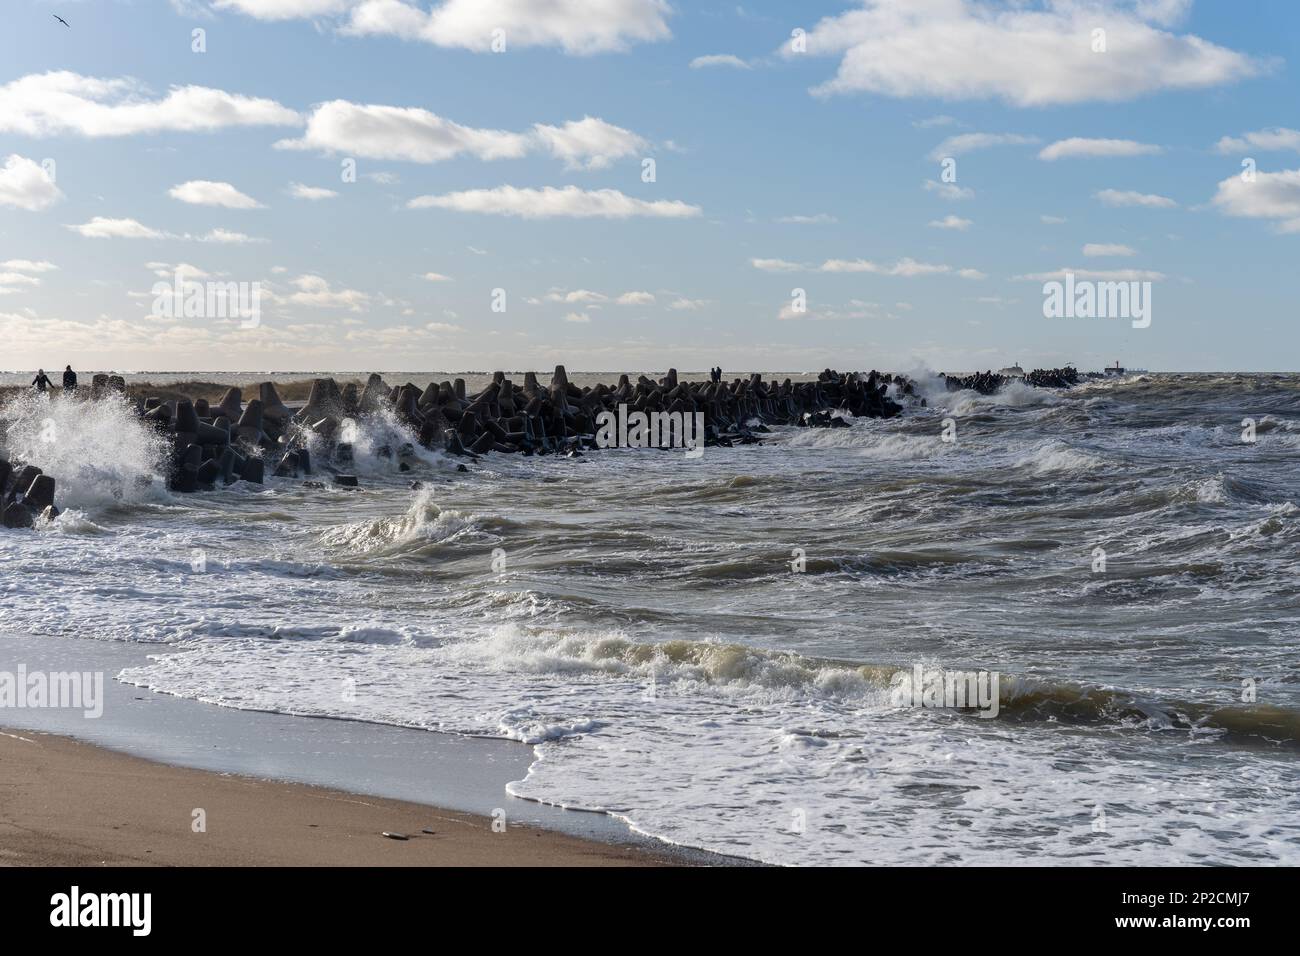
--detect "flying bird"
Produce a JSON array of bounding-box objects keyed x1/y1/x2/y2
[{"x1": 53, "y1": 14, "x2": 70, "y2": 27}]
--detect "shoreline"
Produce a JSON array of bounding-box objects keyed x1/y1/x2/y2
[
  {"x1": 0, "y1": 632, "x2": 742, "y2": 867},
  {"x1": 0, "y1": 728, "x2": 676, "y2": 866}
]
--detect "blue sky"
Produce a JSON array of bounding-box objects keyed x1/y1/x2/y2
[{"x1": 0, "y1": 0, "x2": 1297, "y2": 373}]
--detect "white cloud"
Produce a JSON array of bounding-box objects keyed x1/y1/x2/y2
[
  {"x1": 340, "y1": 0, "x2": 673, "y2": 54},
  {"x1": 1013, "y1": 267, "x2": 1167, "y2": 281},
  {"x1": 276, "y1": 101, "x2": 529, "y2": 162},
  {"x1": 913, "y1": 115, "x2": 957, "y2": 128},
  {"x1": 924, "y1": 179, "x2": 974, "y2": 200},
  {"x1": 928, "y1": 132, "x2": 1037, "y2": 160},
  {"x1": 67, "y1": 217, "x2": 166, "y2": 239},
  {"x1": 929, "y1": 215, "x2": 972, "y2": 230},
  {"x1": 753, "y1": 256, "x2": 982, "y2": 277},
  {"x1": 531, "y1": 116, "x2": 648, "y2": 170},
  {"x1": 563, "y1": 311, "x2": 592, "y2": 323},
  {"x1": 1095, "y1": 189, "x2": 1178, "y2": 208},
  {"x1": 751, "y1": 258, "x2": 804, "y2": 272},
  {"x1": 790, "y1": 0, "x2": 1266, "y2": 106},
  {"x1": 775, "y1": 213, "x2": 837, "y2": 224},
  {"x1": 286, "y1": 274, "x2": 369, "y2": 311},
  {"x1": 421, "y1": 272, "x2": 453, "y2": 282},
  {"x1": 1039, "y1": 137, "x2": 1164, "y2": 161},
  {"x1": 407, "y1": 185, "x2": 700, "y2": 219},
  {"x1": 1083, "y1": 243, "x2": 1137, "y2": 257},
  {"x1": 289, "y1": 182, "x2": 339, "y2": 200},
  {"x1": 616, "y1": 291, "x2": 655, "y2": 305},
  {"x1": 197, "y1": 228, "x2": 265, "y2": 244},
  {"x1": 0, "y1": 71, "x2": 301, "y2": 137},
  {"x1": 546, "y1": 289, "x2": 607, "y2": 304},
  {"x1": 1211, "y1": 168, "x2": 1300, "y2": 233},
  {"x1": 67, "y1": 218, "x2": 266, "y2": 242},
  {"x1": 0, "y1": 259, "x2": 57, "y2": 272},
  {"x1": 277, "y1": 101, "x2": 647, "y2": 169},
  {"x1": 1041, "y1": 215, "x2": 1067, "y2": 224},
  {"x1": 168, "y1": 180, "x2": 263, "y2": 209},
  {"x1": 667, "y1": 297, "x2": 707, "y2": 310},
  {"x1": 690, "y1": 54, "x2": 751, "y2": 69},
  {"x1": 214, "y1": 0, "x2": 352, "y2": 20},
  {"x1": 1215, "y1": 128, "x2": 1300, "y2": 154},
  {"x1": 0, "y1": 154, "x2": 63, "y2": 211},
  {"x1": 0, "y1": 272, "x2": 42, "y2": 286}
]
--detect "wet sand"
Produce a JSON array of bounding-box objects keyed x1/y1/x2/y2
[{"x1": 0, "y1": 728, "x2": 674, "y2": 866}]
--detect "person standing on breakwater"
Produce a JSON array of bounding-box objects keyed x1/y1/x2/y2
[
  {"x1": 31, "y1": 369, "x2": 52, "y2": 391},
  {"x1": 62, "y1": 365, "x2": 77, "y2": 392}
]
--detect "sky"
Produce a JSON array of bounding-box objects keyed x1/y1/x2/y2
[{"x1": 0, "y1": 0, "x2": 1297, "y2": 374}]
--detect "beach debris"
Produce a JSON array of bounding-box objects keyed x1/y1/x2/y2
[{"x1": 382, "y1": 831, "x2": 409, "y2": 841}]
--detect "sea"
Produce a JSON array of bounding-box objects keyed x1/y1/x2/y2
[{"x1": 2, "y1": 370, "x2": 1298, "y2": 865}]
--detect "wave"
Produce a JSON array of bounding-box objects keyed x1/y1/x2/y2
[
  {"x1": 429, "y1": 626, "x2": 1300, "y2": 747},
  {"x1": 0, "y1": 391, "x2": 170, "y2": 512},
  {"x1": 317, "y1": 488, "x2": 510, "y2": 558}
]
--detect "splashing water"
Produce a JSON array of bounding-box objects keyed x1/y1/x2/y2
[{"x1": 0, "y1": 391, "x2": 170, "y2": 512}]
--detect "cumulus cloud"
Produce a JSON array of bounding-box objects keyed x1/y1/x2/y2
[
  {"x1": 1083, "y1": 243, "x2": 1137, "y2": 257},
  {"x1": 1013, "y1": 267, "x2": 1167, "y2": 281},
  {"x1": 924, "y1": 179, "x2": 974, "y2": 200},
  {"x1": 214, "y1": 0, "x2": 352, "y2": 19},
  {"x1": 407, "y1": 185, "x2": 700, "y2": 219},
  {"x1": 168, "y1": 180, "x2": 263, "y2": 209},
  {"x1": 755, "y1": 256, "x2": 984, "y2": 278},
  {"x1": 546, "y1": 289, "x2": 607, "y2": 304},
  {"x1": 1039, "y1": 138, "x2": 1164, "y2": 160},
  {"x1": 563, "y1": 311, "x2": 592, "y2": 323},
  {"x1": 789, "y1": 0, "x2": 1266, "y2": 106},
  {"x1": 1095, "y1": 188, "x2": 1178, "y2": 208},
  {"x1": 1215, "y1": 128, "x2": 1300, "y2": 154},
  {"x1": 530, "y1": 116, "x2": 648, "y2": 170},
  {"x1": 616, "y1": 291, "x2": 655, "y2": 305},
  {"x1": 0, "y1": 154, "x2": 64, "y2": 211},
  {"x1": 67, "y1": 217, "x2": 166, "y2": 239},
  {"x1": 276, "y1": 101, "x2": 648, "y2": 169},
  {"x1": 0, "y1": 71, "x2": 301, "y2": 137},
  {"x1": 1211, "y1": 168, "x2": 1300, "y2": 233},
  {"x1": 276, "y1": 101, "x2": 529, "y2": 162},
  {"x1": 285, "y1": 274, "x2": 369, "y2": 311},
  {"x1": 0, "y1": 259, "x2": 57, "y2": 272},
  {"x1": 197, "y1": 228, "x2": 265, "y2": 244},
  {"x1": 928, "y1": 132, "x2": 1037, "y2": 160},
  {"x1": 690, "y1": 54, "x2": 751, "y2": 69},
  {"x1": 66, "y1": 218, "x2": 266, "y2": 243},
  {"x1": 751, "y1": 257, "x2": 803, "y2": 272},
  {"x1": 421, "y1": 272, "x2": 453, "y2": 282},
  {"x1": 929, "y1": 215, "x2": 972, "y2": 230},
  {"x1": 289, "y1": 182, "x2": 339, "y2": 200},
  {"x1": 340, "y1": 0, "x2": 673, "y2": 54}
]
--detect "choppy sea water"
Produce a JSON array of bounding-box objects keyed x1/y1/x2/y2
[{"x1": 2, "y1": 372, "x2": 1298, "y2": 865}]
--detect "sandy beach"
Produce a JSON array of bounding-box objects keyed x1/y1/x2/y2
[{"x1": 0, "y1": 728, "x2": 673, "y2": 867}]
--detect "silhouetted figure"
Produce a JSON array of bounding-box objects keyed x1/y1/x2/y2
[
  {"x1": 32, "y1": 369, "x2": 52, "y2": 391},
  {"x1": 62, "y1": 365, "x2": 77, "y2": 391}
]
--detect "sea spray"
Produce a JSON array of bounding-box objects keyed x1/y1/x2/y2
[{"x1": 0, "y1": 391, "x2": 169, "y2": 511}]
